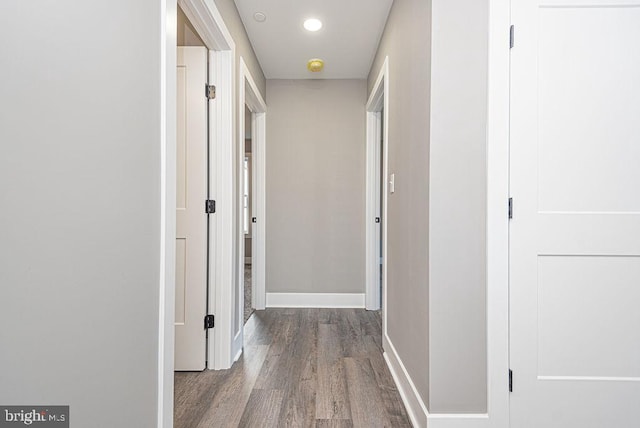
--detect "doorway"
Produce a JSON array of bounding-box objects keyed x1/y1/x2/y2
[
  {"x1": 365, "y1": 57, "x2": 389, "y2": 312},
  {"x1": 243, "y1": 105, "x2": 254, "y2": 324},
  {"x1": 170, "y1": 6, "x2": 261, "y2": 426},
  {"x1": 171, "y1": 0, "x2": 235, "y2": 377},
  {"x1": 235, "y1": 58, "x2": 267, "y2": 358}
]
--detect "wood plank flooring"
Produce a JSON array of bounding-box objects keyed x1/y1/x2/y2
[{"x1": 174, "y1": 309, "x2": 412, "y2": 428}]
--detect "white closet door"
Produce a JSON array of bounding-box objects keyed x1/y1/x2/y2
[
  {"x1": 510, "y1": 1, "x2": 640, "y2": 426},
  {"x1": 175, "y1": 46, "x2": 208, "y2": 371}
]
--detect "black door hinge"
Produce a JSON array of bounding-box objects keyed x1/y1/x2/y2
[
  {"x1": 206, "y1": 84, "x2": 216, "y2": 100},
  {"x1": 509, "y1": 369, "x2": 513, "y2": 392},
  {"x1": 205, "y1": 199, "x2": 216, "y2": 214},
  {"x1": 508, "y1": 197, "x2": 513, "y2": 219},
  {"x1": 204, "y1": 314, "x2": 214, "y2": 329},
  {"x1": 510, "y1": 25, "x2": 515, "y2": 49}
]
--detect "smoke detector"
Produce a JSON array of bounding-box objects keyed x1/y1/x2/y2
[{"x1": 307, "y1": 58, "x2": 324, "y2": 72}]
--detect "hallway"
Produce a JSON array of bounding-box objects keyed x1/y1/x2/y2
[{"x1": 174, "y1": 309, "x2": 411, "y2": 427}]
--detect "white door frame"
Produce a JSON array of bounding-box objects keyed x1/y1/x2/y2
[
  {"x1": 238, "y1": 58, "x2": 267, "y2": 318},
  {"x1": 483, "y1": 0, "x2": 510, "y2": 425},
  {"x1": 158, "y1": 2, "x2": 177, "y2": 426},
  {"x1": 159, "y1": 1, "x2": 236, "y2": 424},
  {"x1": 365, "y1": 57, "x2": 388, "y2": 312},
  {"x1": 234, "y1": 58, "x2": 267, "y2": 359}
]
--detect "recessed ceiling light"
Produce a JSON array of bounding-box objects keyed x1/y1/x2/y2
[
  {"x1": 253, "y1": 12, "x2": 267, "y2": 22},
  {"x1": 303, "y1": 18, "x2": 322, "y2": 32}
]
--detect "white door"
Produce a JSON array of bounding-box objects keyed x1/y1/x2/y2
[
  {"x1": 510, "y1": 1, "x2": 640, "y2": 426},
  {"x1": 175, "y1": 46, "x2": 209, "y2": 371}
]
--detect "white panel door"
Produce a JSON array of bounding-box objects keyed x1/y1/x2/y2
[
  {"x1": 510, "y1": 1, "x2": 640, "y2": 426},
  {"x1": 175, "y1": 47, "x2": 208, "y2": 371}
]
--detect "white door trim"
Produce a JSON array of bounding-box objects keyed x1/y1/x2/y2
[
  {"x1": 239, "y1": 56, "x2": 267, "y2": 314},
  {"x1": 158, "y1": 2, "x2": 176, "y2": 427},
  {"x1": 365, "y1": 56, "x2": 389, "y2": 312},
  {"x1": 208, "y1": 47, "x2": 235, "y2": 372},
  {"x1": 238, "y1": 57, "x2": 267, "y2": 342},
  {"x1": 483, "y1": 0, "x2": 511, "y2": 426}
]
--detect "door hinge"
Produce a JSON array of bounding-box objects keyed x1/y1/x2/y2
[
  {"x1": 206, "y1": 84, "x2": 216, "y2": 100},
  {"x1": 205, "y1": 199, "x2": 216, "y2": 214},
  {"x1": 204, "y1": 314, "x2": 215, "y2": 329},
  {"x1": 510, "y1": 25, "x2": 515, "y2": 49},
  {"x1": 508, "y1": 197, "x2": 513, "y2": 219},
  {"x1": 509, "y1": 369, "x2": 513, "y2": 392}
]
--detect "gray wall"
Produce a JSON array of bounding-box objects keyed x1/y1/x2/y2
[
  {"x1": 214, "y1": 0, "x2": 266, "y2": 100},
  {"x1": 178, "y1": 5, "x2": 206, "y2": 47},
  {"x1": 428, "y1": 0, "x2": 488, "y2": 413},
  {"x1": 369, "y1": 0, "x2": 490, "y2": 413},
  {"x1": 266, "y1": 80, "x2": 366, "y2": 295},
  {"x1": 0, "y1": 0, "x2": 165, "y2": 426},
  {"x1": 368, "y1": 0, "x2": 432, "y2": 407}
]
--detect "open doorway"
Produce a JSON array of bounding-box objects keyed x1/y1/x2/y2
[
  {"x1": 365, "y1": 57, "x2": 389, "y2": 312},
  {"x1": 243, "y1": 105, "x2": 254, "y2": 324},
  {"x1": 171, "y1": 0, "x2": 235, "y2": 381},
  {"x1": 235, "y1": 58, "x2": 267, "y2": 357}
]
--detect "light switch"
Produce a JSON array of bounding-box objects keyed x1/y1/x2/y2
[{"x1": 389, "y1": 173, "x2": 395, "y2": 194}]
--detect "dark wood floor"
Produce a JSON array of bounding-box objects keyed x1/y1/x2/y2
[{"x1": 174, "y1": 308, "x2": 412, "y2": 428}]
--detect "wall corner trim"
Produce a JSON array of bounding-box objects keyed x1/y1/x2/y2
[
  {"x1": 265, "y1": 293, "x2": 365, "y2": 308},
  {"x1": 383, "y1": 334, "x2": 429, "y2": 428}
]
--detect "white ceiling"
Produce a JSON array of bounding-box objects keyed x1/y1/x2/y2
[{"x1": 233, "y1": 0, "x2": 394, "y2": 79}]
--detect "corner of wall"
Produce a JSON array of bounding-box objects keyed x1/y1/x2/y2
[{"x1": 383, "y1": 334, "x2": 429, "y2": 427}]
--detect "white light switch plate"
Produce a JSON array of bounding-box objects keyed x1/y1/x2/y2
[{"x1": 389, "y1": 173, "x2": 395, "y2": 194}]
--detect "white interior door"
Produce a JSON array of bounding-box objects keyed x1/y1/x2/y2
[
  {"x1": 509, "y1": 1, "x2": 640, "y2": 426},
  {"x1": 175, "y1": 46, "x2": 208, "y2": 371}
]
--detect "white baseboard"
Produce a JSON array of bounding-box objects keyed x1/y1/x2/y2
[
  {"x1": 383, "y1": 333, "x2": 489, "y2": 428},
  {"x1": 427, "y1": 413, "x2": 488, "y2": 428},
  {"x1": 383, "y1": 333, "x2": 429, "y2": 427},
  {"x1": 265, "y1": 292, "x2": 365, "y2": 308}
]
